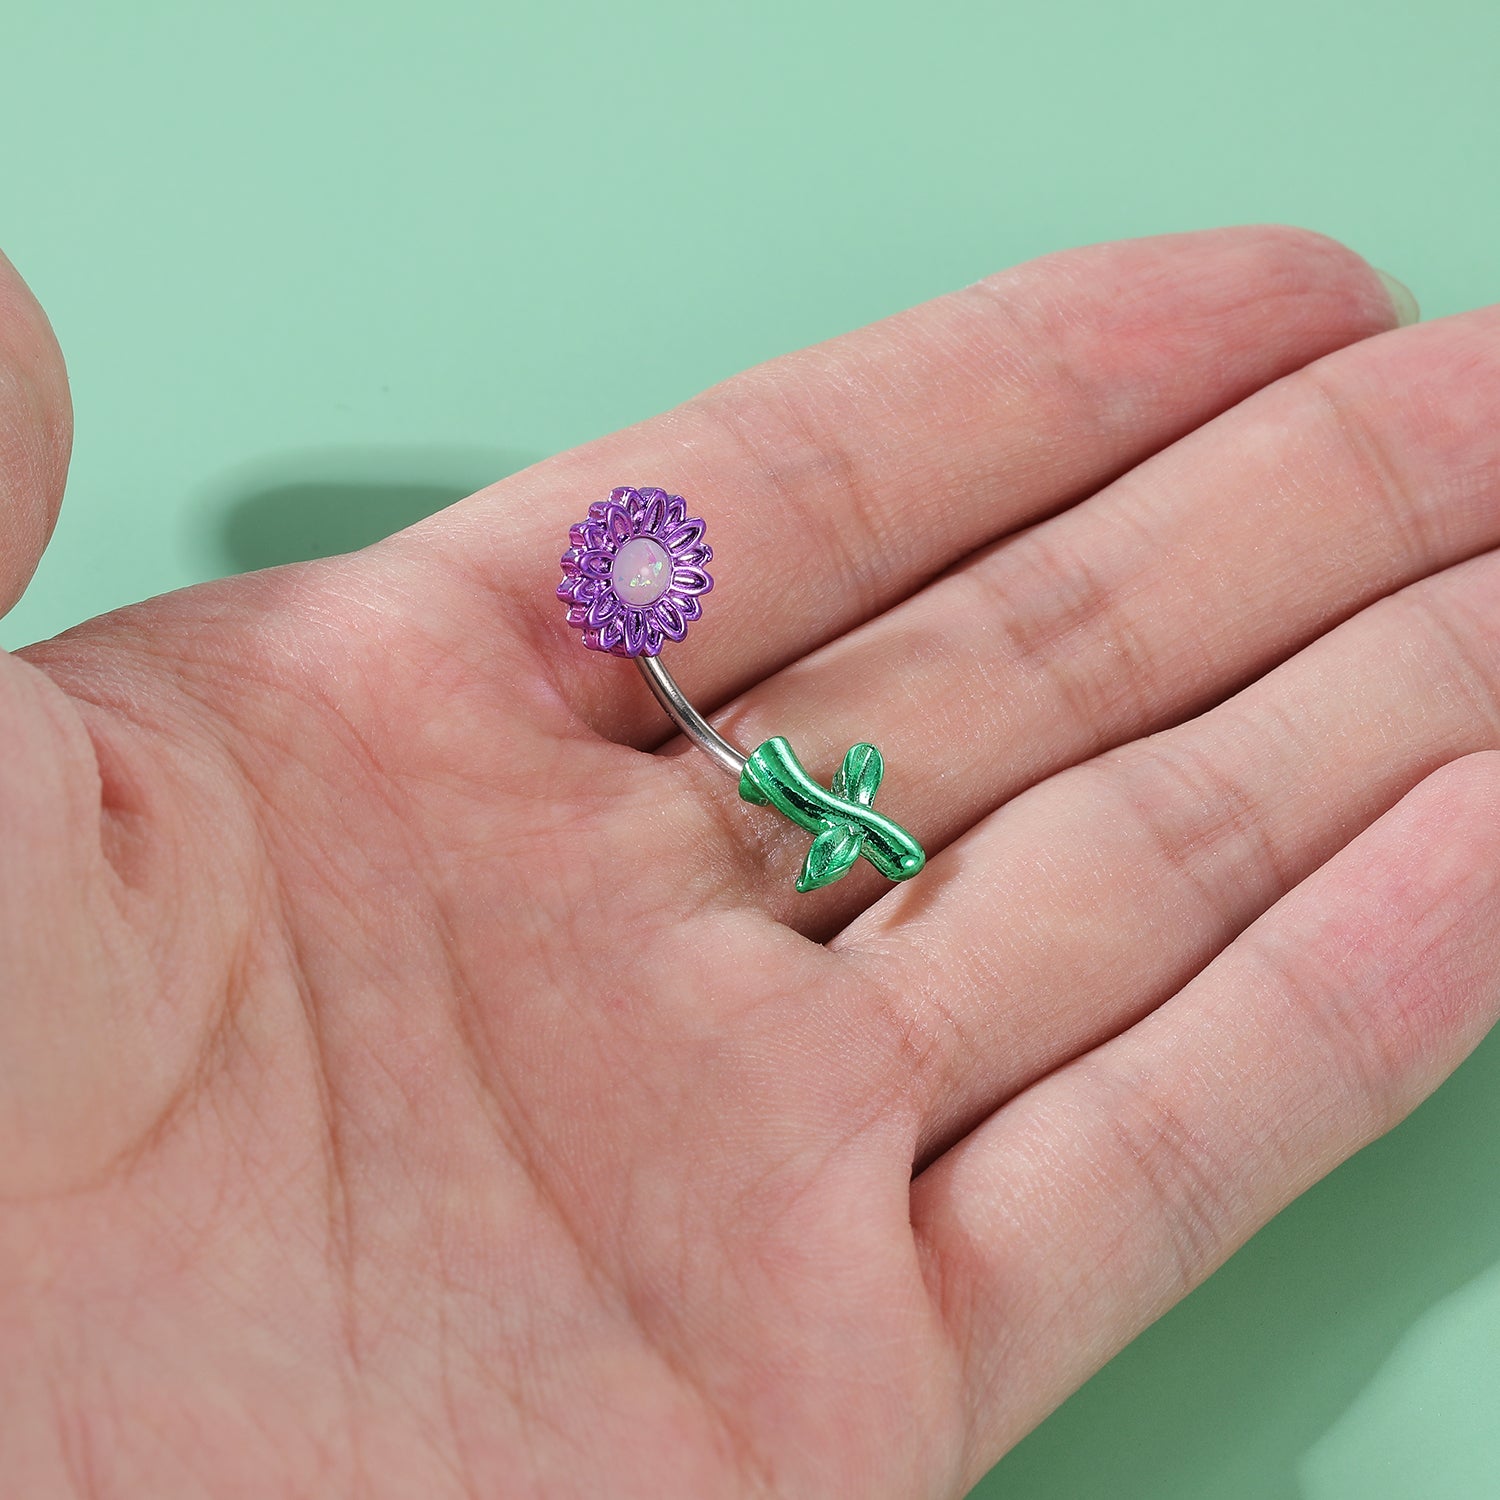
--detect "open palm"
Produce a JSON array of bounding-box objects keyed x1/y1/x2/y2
[{"x1": 4, "y1": 228, "x2": 1499, "y2": 1499}]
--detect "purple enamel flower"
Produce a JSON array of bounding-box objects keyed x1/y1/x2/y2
[{"x1": 557, "y1": 486, "x2": 714, "y2": 657}]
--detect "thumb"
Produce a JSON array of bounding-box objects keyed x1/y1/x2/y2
[{"x1": 0, "y1": 247, "x2": 71, "y2": 617}]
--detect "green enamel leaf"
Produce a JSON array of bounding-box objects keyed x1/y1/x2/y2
[
  {"x1": 796, "y1": 823, "x2": 865, "y2": 892},
  {"x1": 831, "y1": 743, "x2": 884, "y2": 807},
  {"x1": 738, "y1": 736, "x2": 925, "y2": 892}
]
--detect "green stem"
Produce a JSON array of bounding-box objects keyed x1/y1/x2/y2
[{"x1": 739, "y1": 736, "x2": 926, "y2": 891}]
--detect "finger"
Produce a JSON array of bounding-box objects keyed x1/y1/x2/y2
[
  {"x1": 909, "y1": 751, "x2": 1500, "y2": 1484},
  {"x1": 391, "y1": 227, "x2": 1405, "y2": 740},
  {"x1": 834, "y1": 538, "x2": 1500, "y2": 1163},
  {"x1": 0, "y1": 249, "x2": 71, "y2": 617},
  {"x1": 666, "y1": 303, "x2": 1499, "y2": 925}
]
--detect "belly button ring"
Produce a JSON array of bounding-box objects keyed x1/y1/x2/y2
[{"x1": 558, "y1": 485, "x2": 926, "y2": 892}]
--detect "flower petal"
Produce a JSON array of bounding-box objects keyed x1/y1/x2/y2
[
  {"x1": 671, "y1": 566, "x2": 713, "y2": 596},
  {"x1": 640, "y1": 491, "x2": 667, "y2": 533},
  {"x1": 663, "y1": 492, "x2": 687, "y2": 528},
  {"x1": 672, "y1": 544, "x2": 711, "y2": 570},
  {"x1": 676, "y1": 592, "x2": 702, "y2": 622},
  {"x1": 578, "y1": 548, "x2": 614, "y2": 579},
  {"x1": 663, "y1": 517, "x2": 705, "y2": 552},
  {"x1": 586, "y1": 590, "x2": 621, "y2": 628},
  {"x1": 641, "y1": 615, "x2": 664, "y2": 655},
  {"x1": 598, "y1": 614, "x2": 626, "y2": 651},
  {"x1": 557, "y1": 575, "x2": 601, "y2": 603},
  {"x1": 605, "y1": 504, "x2": 634, "y2": 546},
  {"x1": 572, "y1": 519, "x2": 607, "y2": 550},
  {"x1": 566, "y1": 604, "x2": 591, "y2": 625},
  {"x1": 622, "y1": 608, "x2": 649, "y2": 655},
  {"x1": 654, "y1": 597, "x2": 688, "y2": 640}
]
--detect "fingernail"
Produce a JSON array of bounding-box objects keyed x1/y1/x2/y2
[{"x1": 1374, "y1": 267, "x2": 1420, "y2": 328}]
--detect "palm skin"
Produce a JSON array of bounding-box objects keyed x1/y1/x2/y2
[
  {"x1": 6, "y1": 517, "x2": 960, "y2": 1499},
  {"x1": 3, "y1": 227, "x2": 1500, "y2": 1499}
]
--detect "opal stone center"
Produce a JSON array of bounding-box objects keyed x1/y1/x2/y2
[{"x1": 611, "y1": 536, "x2": 671, "y2": 606}]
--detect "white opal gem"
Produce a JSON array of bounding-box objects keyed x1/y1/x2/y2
[{"x1": 611, "y1": 537, "x2": 671, "y2": 606}]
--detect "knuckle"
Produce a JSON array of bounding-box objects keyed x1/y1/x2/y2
[
  {"x1": 1087, "y1": 1064, "x2": 1243, "y2": 1297},
  {"x1": 1246, "y1": 919, "x2": 1432, "y2": 1147},
  {"x1": 1084, "y1": 719, "x2": 1298, "y2": 935},
  {"x1": 688, "y1": 363, "x2": 887, "y2": 618},
  {"x1": 1290, "y1": 307, "x2": 1500, "y2": 565},
  {"x1": 1292, "y1": 358, "x2": 1442, "y2": 571},
  {"x1": 1395, "y1": 572, "x2": 1500, "y2": 742},
  {"x1": 974, "y1": 517, "x2": 1163, "y2": 734}
]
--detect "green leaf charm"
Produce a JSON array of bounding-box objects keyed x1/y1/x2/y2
[
  {"x1": 739, "y1": 736, "x2": 925, "y2": 892},
  {"x1": 797, "y1": 823, "x2": 865, "y2": 892},
  {"x1": 831, "y1": 743, "x2": 883, "y2": 807}
]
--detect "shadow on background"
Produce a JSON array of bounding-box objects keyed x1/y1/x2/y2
[
  {"x1": 1299, "y1": 1252, "x2": 1500, "y2": 1496},
  {"x1": 202, "y1": 445, "x2": 543, "y2": 573},
  {"x1": 974, "y1": 1026, "x2": 1500, "y2": 1500}
]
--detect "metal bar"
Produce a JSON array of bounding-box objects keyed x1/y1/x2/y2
[{"x1": 635, "y1": 653, "x2": 747, "y2": 779}]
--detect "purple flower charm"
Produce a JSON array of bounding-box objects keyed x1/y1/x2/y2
[{"x1": 558, "y1": 486, "x2": 714, "y2": 657}]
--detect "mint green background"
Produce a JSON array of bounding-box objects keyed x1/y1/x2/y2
[{"x1": 5, "y1": 3, "x2": 1499, "y2": 1495}]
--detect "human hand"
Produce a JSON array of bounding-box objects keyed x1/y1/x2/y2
[{"x1": 2, "y1": 227, "x2": 1497, "y2": 1498}]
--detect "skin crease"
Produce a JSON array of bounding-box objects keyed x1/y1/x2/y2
[{"x1": 1, "y1": 227, "x2": 1499, "y2": 1499}]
